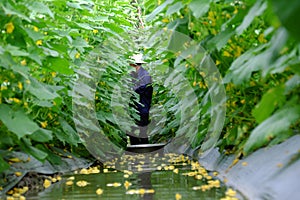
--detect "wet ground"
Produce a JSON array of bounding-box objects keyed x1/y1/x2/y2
[{"x1": 14, "y1": 152, "x2": 244, "y2": 200}]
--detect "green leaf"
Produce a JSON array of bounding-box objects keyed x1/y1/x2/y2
[
  {"x1": 57, "y1": 118, "x2": 81, "y2": 146},
  {"x1": 1, "y1": 2, "x2": 31, "y2": 22},
  {"x1": 24, "y1": 28, "x2": 44, "y2": 41},
  {"x1": 271, "y1": 0, "x2": 300, "y2": 41},
  {"x1": 48, "y1": 57, "x2": 74, "y2": 75},
  {"x1": 4, "y1": 45, "x2": 29, "y2": 56},
  {"x1": 236, "y1": 0, "x2": 267, "y2": 35},
  {"x1": 188, "y1": 0, "x2": 211, "y2": 19},
  {"x1": 26, "y1": 1, "x2": 54, "y2": 19},
  {"x1": 103, "y1": 22, "x2": 124, "y2": 34},
  {"x1": 252, "y1": 85, "x2": 285, "y2": 123},
  {"x1": 89, "y1": 16, "x2": 109, "y2": 22},
  {"x1": 244, "y1": 105, "x2": 300, "y2": 154},
  {"x1": 285, "y1": 74, "x2": 300, "y2": 94},
  {"x1": 27, "y1": 78, "x2": 61, "y2": 100},
  {"x1": 0, "y1": 156, "x2": 10, "y2": 173},
  {"x1": 30, "y1": 128, "x2": 53, "y2": 142},
  {"x1": 75, "y1": 22, "x2": 93, "y2": 30},
  {"x1": 166, "y1": 2, "x2": 184, "y2": 16},
  {"x1": 206, "y1": 28, "x2": 235, "y2": 51},
  {"x1": 21, "y1": 138, "x2": 48, "y2": 161},
  {"x1": 146, "y1": 0, "x2": 174, "y2": 21},
  {"x1": 0, "y1": 104, "x2": 40, "y2": 139}
]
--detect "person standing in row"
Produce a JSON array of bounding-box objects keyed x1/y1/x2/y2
[{"x1": 128, "y1": 54, "x2": 153, "y2": 145}]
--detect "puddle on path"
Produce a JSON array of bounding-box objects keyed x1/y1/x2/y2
[{"x1": 23, "y1": 153, "x2": 244, "y2": 200}]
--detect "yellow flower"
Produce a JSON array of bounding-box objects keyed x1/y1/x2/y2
[
  {"x1": 79, "y1": 168, "x2": 88, "y2": 174},
  {"x1": 93, "y1": 29, "x2": 98, "y2": 34},
  {"x1": 225, "y1": 188, "x2": 237, "y2": 197},
  {"x1": 33, "y1": 26, "x2": 39, "y2": 32},
  {"x1": 106, "y1": 182, "x2": 122, "y2": 187},
  {"x1": 124, "y1": 181, "x2": 132, "y2": 189},
  {"x1": 75, "y1": 52, "x2": 80, "y2": 59},
  {"x1": 138, "y1": 188, "x2": 145, "y2": 195},
  {"x1": 15, "y1": 172, "x2": 22, "y2": 177},
  {"x1": 66, "y1": 181, "x2": 73, "y2": 186},
  {"x1": 96, "y1": 188, "x2": 103, "y2": 195},
  {"x1": 18, "y1": 82, "x2": 23, "y2": 90},
  {"x1": 36, "y1": 40, "x2": 42, "y2": 46},
  {"x1": 223, "y1": 50, "x2": 231, "y2": 57},
  {"x1": 193, "y1": 81, "x2": 197, "y2": 87},
  {"x1": 40, "y1": 121, "x2": 48, "y2": 128},
  {"x1": 234, "y1": 46, "x2": 243, "y2": 58},
  {"x1": 21, "y1": 59, "x2": 27, "y2": 66},
  {"x1": 76, "y1": 180, "x2": 89, "y2": 187},
  {"x1": 6, "y1": 22, "x2": 14, "y2": 34},
  {"x1": 51, "y1": 177, "x2": 57, "y2": 182},
  {"x1": 19, "y1": 196, "x2": 26, "y2": 200},
  {"x1": 175, "y1": 193, "x2": 182, "y2": 200},
  {"x1": 216, "y1": 60, "x2": 221, "y2": 65},
  {"x1": 43, "y1": 179, "x2": 52, "y2": 188},
  {"x1": 10, "y1": 98, "x2": 21, "y2": 104},
  {"x1": 258, "y1": 33, "x2": 266, "y2": 43},
  {"x1": 162, "y1": 18, "x2": 169, "y2": 23}
]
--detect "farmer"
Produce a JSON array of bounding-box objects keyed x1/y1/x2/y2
[{"x1": 128, "y1": 54, "x2": 153, "y2": 145}]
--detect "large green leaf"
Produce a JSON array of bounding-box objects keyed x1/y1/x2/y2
[
  {"x1": 285, "y1": 74, "x2": 300, "y2": 94},
  {"x1": 271, "y1": 0, "x2": 300, "y2": 41},
  {"x1": 1, "y1": 2, "x2": 31, "y2": 22},
  {"x1": 236, "y1": 0, "x2": 267, "y2": 35},
  {"x1": 252, "y1": 85, "x2": 285, "y2": 123},
  {"x1": 244, "y1": 105, "x2": 300, "y2": 154},
  {"x1": 206, "y1": 28, "x2": 235, "y2": 51},
  {"x1": 27, "y1": 77, "x2": 62, "y2": 100},
  {"x1": 188, "y1": 0, "x2": 211, "y2": 19},
  {"x1": 47, "y1": 57, "x2": 74, "y2": 75},
  {"x1": 0, "y1": 104, "x2": 39, "y2": 139},
  {"x1": 145, "y1": 0, "x2": 174, "y2": 21},
  {"x1": 21, "y1": 138, "x2": 48, "y2": 161},
  {"x1": 25, "y1": 1, "x2": 54, "y2": 19},
  {"x1": 56, "y1": 118, "x2": 81, "y2": 146},
  {"x1": 4, "y1": 45, "x2": 29, "y2": 57},
  {"x1": 30, "y1": 128, "x2": 53, "y2": 142},
  {"x1": 0, "y1": 156, "x2": 10, "y2": 173},
  {"x1": 166, "y1": 2, "x2": 184, "y2": 16}
]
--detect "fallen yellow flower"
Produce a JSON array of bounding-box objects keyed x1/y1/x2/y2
[
  {"x1": 175, "y1": 193, "x2": 182, "y2": 200},
  {"x1": 106, "y1": 182, "x2": 121, "y2": 187},
  {"x1": 14, "y1": 172, "x2": 22, "y2": 177},
  {"x1": 124, "y1": 181, "x2": 132, "y2": 189},
  {"x1": 173, "y1": 168, "x2": 179, "y2": 174},
  {"x1": 225, "y1": 188, "x2": 237, "y2": 197},
  {"x1": 43, "y1": 179, "x2": 51, "y2": 188},
  {"x1": 65, "y1": 181, "x2": 73, "y2": 186},
  {"x1": 96, "y1": 188, "x2": 103, "y2": 195},
  {"x1": 9, "y1": 158, "x2": 22, "y2": 163},
  {"x1": 76, "y1": 180, "x2": 89, "y2": 187}
]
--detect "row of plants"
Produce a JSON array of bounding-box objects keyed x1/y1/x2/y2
[
  {"x1": 0, "y1": 0, "x2": 142, "y2": 176},
  {"x1": 142, "y1": 0, "x2": 300, "y2": 157}
]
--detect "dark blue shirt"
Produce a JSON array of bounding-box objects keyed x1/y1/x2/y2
[{"x1": 131, "y1": 67, "x2": 153, "y2": 114}]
